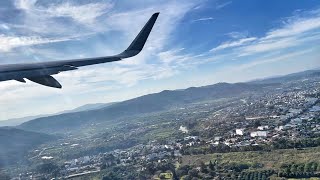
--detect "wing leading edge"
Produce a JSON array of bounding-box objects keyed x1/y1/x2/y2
[{"x1": 0, "y1": 12, "x2": 160, "y2": 88}]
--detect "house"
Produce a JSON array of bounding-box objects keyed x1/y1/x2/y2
[
  {"x1": 235, "y1": 129, "x2": 245, "y2": 136},
  {"x1": 275, "y1": 126, "x2": 284, "y2": 131},
  {"x1": 184, "y1": 136, "x2": 199, "y2": 141},
  {"x1": 83, "y1": 156, "x2": 90, "y2": 164},
  {"x1": 257, "y1": 126, "x2": 269, "y2": 130},
  {"x1": 250, "y1": 131, "x2": 268, "y2": 137}
]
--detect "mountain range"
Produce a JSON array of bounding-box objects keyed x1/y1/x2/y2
[
  {"x1": 17, "y1": 69, "x2": 320, "y2": 134},
  {"x1": 18, "y1": 82, "x2": 274, "y2": 133},
  {"x1": 0, "y1": 68, "x2": 319, "y2": 166},
  {"x1": 250, "y1": 69, "x2": 320, "y2": 84}
]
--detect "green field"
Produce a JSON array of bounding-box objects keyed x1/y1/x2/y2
[{"x1": 181, "y1": 147, "x2": 320, "y2": 169}]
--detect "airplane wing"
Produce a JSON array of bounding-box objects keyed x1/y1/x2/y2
[{"x1": 0, "y1": 12, "x2": 159, "y2": 88}]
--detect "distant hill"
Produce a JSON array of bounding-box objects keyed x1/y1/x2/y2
[
  {"x1": 250, "y1": 69, "x2": 320, "y2": 84},
  {"x1": 19, "y1": 82, "x2": 272, "y2": 133},
  {"x1": 0, "y1": 115, "x2": 45, "y2": 127},
  {"x1": 0, "y1": 127, "x2": 55, "y2": 167},
  {"x1": 0, "y1": 102, "x2": 115, "y2": 127},
  {"x1": 18, "y1": 69, "x2": 320, "y2": 134},
  {"x1": 59, "y1": 102, "x2": 116, "y2": 114}
]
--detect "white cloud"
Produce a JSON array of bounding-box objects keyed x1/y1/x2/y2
[
  {"x1": 15, "y1": 0, "x2": 113, "y2": 25},
  {"x1": 0, "y1": 24, "x2": 10, "y2": 30},
  {"x1": 226, "y1": 31, "x2": 249, "y2": 39},
  {"x1": 0, "y1": 34, "x2": 75, "y2": 52},
  {"x1": 210, "y1": 37, "x2": 257, "y2": 52},
  {"x1": 216, "y1": 1, "x2": 232, "y2": 10},
  {"x1": 158, "y1": 48, "x2": 186, "y2": 64},
  {"x1": 192, "y1": 17, "x2": 214, "y2": 22},
  {"x1": 47, "y1": 2, "x2": 113, "y2": 25},
  {"x1": 265, "y1": 16, "x2": 320, "y2": 39},
  {"x1": 13, "y1": 0, "x2": 113, "y2": 36},
  {"x1": 210, "y1": 8, "x2": 320, "y2": 56},
  {"x1": 238, "y1": 37, "x2": 298, "y2": 56},
  {"x1": 242, "y1": 10, "x2": 320, "y2": 56},
  {"x1": 236, "y1": 48, "x2": 315, "y2": 70},
  {"x1": 15, "y1": 0, "x2": 37, "y2": 10},
  {"x1": 198, "y1": 8, "x2": 320, "y2": 86}
]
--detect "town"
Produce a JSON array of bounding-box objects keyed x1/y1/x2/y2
[{"x1": 12, "y1": 76, "x2": 320, "y2": 180}]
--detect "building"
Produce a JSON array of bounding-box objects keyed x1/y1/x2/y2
[
  {"x1": 250, "y1": 131, "x2": 268, "y2": 137},
  {"x1": 275, "y1": 126, "x2": 284, "y2": 131},
  {"x1": 291, "y1": 118, "x2": 302, "y2": 125},
  {"x1": 41, "y1": 156, "x2": 53, "y2": 160},
  {"x1": 235, "y1": 128, "x2": 245, "y2": 136},
  {"x1": 184, "y1": 136, "x2": 199, "y2": 141},
  {"x1": 257, "y1": 126, "x2": 269, "y2": 130}
]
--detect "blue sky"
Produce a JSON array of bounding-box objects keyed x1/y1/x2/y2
[{"x1": 0, "y1": 0, "x2": 319, "y2": 120}]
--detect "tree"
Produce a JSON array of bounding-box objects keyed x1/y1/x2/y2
[
  {"x1": 311, "y1": 162, "x2": 318, "y2": 172},
  {"x1": 103, "y1": 172, "x2": 121, "y2": 180},
  {"x1": 209, "y1": 160, "x2": 215, "y2": 171},
  {"x1": 36, "y1": 162, "x2": 60, "y2": 176},
  {"x1": 254, "y1": 120, "x2": 261, "y2": 128},
  {"x1": 304, "y1": 162, "x2": 312, "y2": 172},
  {"x1": 290, "y1": 164, "x2": 297, "y2": 174},
  {"x1": 159, "y1": 174, "x2": 166, "y2": 179},
  {"x1": 100, "y1": 163, "x2": 107, "y2": 170},
  {"x1": 297, "y1": 164, "x2": 304, "y2": 173},
  {"x1": 177, "y1": 165, "x2": 191, "y2": 178},
  {"x1": 188, "y1": 169, "x2": 199, "y2": 178},
  {"x1": 200, "y1": 161, "x2": 208, "y2": 173},
  {"x1": 145, "y1": 162, "x2": 156, "y2": 174},
  {"x1": 183, "y1": 175, "x2": 192, "y2": 180}
]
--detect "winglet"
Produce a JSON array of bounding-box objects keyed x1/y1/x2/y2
[{"x1": 117, "y1": 12, "x2": 159, "y2": 58}]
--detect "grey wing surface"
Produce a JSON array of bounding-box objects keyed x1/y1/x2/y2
[{"x1": 0, "y1": 13, "x2": 159, "y2": 88}]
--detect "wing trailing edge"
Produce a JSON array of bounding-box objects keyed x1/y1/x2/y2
[{"x1": 15, "y1": 78, "x2": 26, "y2": 83}]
